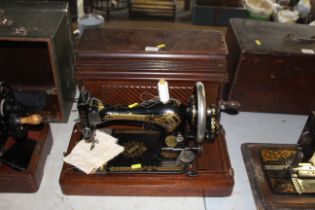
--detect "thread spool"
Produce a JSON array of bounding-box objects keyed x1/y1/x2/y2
[{"x1": 158, "y1": 79, "x2": 169, "y2": 104}]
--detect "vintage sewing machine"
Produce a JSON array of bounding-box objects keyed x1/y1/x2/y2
[
  {"x1": 242, "y1": 112, "x2": 315, "y2": 209},
  {"x1": 0, "y1": 81, "x2": 43, "y2": 171},
  {"x1": 59, "y1": 26, "x2": 236, "y2": 196},
  {"x1": 60, "y1": 80, "x2": 237, "y2": 196},
  {"x1": 75, "y1": 81, "x2": 238, "y2": 175}
]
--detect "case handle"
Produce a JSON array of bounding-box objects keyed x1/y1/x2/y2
[{"x1": 286, "y1": 33, "x2": 315, "y2": 43}]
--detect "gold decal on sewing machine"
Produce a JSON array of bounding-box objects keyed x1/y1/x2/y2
[
  {"x1": 103, "y1": 112, "x2": 181, "y2": 132},
  {"x1": 261, "y1": 149, "x2": 297, "y2": 162},
  {"x1": 123, "y1": 141, "x2": 147, "y2": 158}
]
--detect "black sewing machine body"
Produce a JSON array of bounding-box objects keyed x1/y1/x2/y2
[
  {"x1": 77, "y1": 82, "x2": 231, "y2": 175},
  {"x1": 80, "y1": 97, "x2": 186, "y2": 139},
  {"x1": 0, "y1": 82, "x2": 42, "y2": 171}
]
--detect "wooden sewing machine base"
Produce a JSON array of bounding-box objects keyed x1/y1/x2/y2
[
  {"x1": 0, "y1": 124, "x2": 52, "y2": 192},
  {"x1": 241, "y1": 143, "x2": 315, "y2": 210},
  {"x1": 59, "y1": 123, "x2": 234, "y2": 196}
]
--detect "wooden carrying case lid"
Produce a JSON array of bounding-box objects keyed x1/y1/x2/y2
[
  {"x1": 228, "y1": 18, "x2": 315, "y2": 56},
  {"x1": 0, "y1": 1, "x2": 69, "y2": 38},
  {"x1": 75, "y1": 28, "x2": 228, "y2": 82},
  {"x1": 226, "y1": 18, "x2": 315, "y2": 114},
  {"x1": 0, "y1": 1, "x2": 76, "y2": 122}
]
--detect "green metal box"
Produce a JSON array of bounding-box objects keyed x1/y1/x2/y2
[{"x1": 0, "y1": 1, "x2": 76, "y2": 122}]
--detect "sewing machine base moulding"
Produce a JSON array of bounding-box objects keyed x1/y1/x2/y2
[
  {"x1": 0, "y1": 124, "x2": 52, "y2": 192},
  {"x1": 241, "y1": 112, "x2": 315, "y2": 209},
  {"x1": 59, "y1": 123, "x2": 234, "y2": 196}
]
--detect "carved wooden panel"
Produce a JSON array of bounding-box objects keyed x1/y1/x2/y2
[{"x1": 80, "y1": 79, "x2": 221, "y2": 105}]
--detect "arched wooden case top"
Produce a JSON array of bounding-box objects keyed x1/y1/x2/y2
[{"x1": 75, "y1": 28, "x2": 228, "y2": 106}]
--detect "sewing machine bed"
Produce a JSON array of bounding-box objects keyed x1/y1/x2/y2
[
  {"x1": 241, "y1": 143, "x2": 315, "y2": 210},
  {"x1": 0, "y1": 124, "x2": 52, "y2": 192},
  {"x1": 59, "y1": 123, "x2": 234, "y2": 196},
  {"x1": 106, "y1": 129, "x2": 185, "y2": 173}
]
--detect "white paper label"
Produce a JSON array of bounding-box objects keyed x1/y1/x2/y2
[
  {"x1": 301, "y1": 49, "x2": 315, "y2": 54},
  {"x1": 145, "y1": 46, "x2": 159, "y2": 52}
]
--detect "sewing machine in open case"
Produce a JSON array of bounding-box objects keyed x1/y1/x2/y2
[
  {"x1": 60, "y1": 81, "x2": 237, "y2": 196},
  {"x1": 242, "y1": 112, "x2": 315, "y2": 209},
  {"x1": 59, "y1": 27, "x2": 236, "y2": 196}
]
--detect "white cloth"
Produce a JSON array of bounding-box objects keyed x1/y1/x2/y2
[{"x1": 64, "y1": 130, "x2": 124, "y2": 174}]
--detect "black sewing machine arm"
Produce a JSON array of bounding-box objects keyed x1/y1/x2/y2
[
  {"x1": 77, "y1": 87, "x2": 185, "y2": 141},
  {"x1": 77, "y1": 82, "x2": 239, "y2": 144}
]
